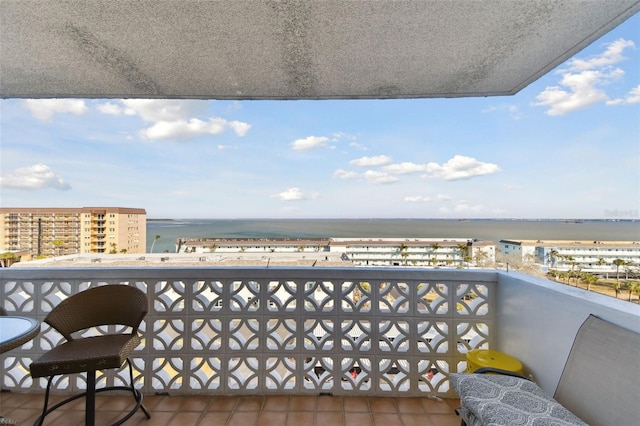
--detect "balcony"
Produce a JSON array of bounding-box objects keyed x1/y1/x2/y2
[{"x1": 1, "y1": 266, "x2": 638, "y2": 425}]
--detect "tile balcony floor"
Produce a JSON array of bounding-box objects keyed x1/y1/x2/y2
[{"x1": 0, "y1": 392, "x2": 461, "y2": 426}]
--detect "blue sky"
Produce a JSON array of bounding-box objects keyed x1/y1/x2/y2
[{"x1": 1, "y1": 15, "x2": 639, "y2": 220}]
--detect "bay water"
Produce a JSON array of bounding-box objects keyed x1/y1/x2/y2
[{"x1": 146, "y1": 219, "x2": 639, "y2": 253}]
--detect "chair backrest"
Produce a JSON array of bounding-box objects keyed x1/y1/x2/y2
[
  {"x1": 554, "y1": 314, "x2": 640, "y2": 425},
  {"x1": 45, "y1": 285, "x2": 148, "y2": 341}
]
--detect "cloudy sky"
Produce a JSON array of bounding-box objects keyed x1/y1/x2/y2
[{"x1": 1, "y1": 15, "x2": 638, "y2": 220}]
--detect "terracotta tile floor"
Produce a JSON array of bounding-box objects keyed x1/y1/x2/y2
[{"x1": 0, "y1": 391, "x2": 461, "y2": 426}]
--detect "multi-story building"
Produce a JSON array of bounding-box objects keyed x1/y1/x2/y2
[
  {"x1": 331, "y1": 238, "x2": 495, "y2": 267},
  {"x1": 499, "y1": 239, "x2": 640, "y2": 276},
  {"x1": 177, "y1": 237, "x2": 496, "y2": 268},
  {"x1": 0, "y1": 207, "x2": 147, "y2": 257},
  {"x1": 177, "y1": 238, "x2": 331, "y2": 254}
]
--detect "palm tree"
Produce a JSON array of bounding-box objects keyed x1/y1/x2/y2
[
  {"x1": 549, "y1": 249, "x2": 559, "y2": 268},
  {"x1": 150, "y1": 234, "x2": 161, "y2": 253},
  {"x1": 430, "y1": 243, "x2": 440, "y2": 265},
  {"x1": 397, "y1": 243, "x2": 409, "y2": 266},
  {"x1": 628, "y1": 281, "x2": 640, "y2": 303},
  {"x1": 457, "y1": 243, "x2": 469, "y2": 267},
  {"x1": 582, "y1": 272, "x2": 597, "y2": 292},
  {"x1": 613, "y1": 258, "x2": 626, "y2": 295}
]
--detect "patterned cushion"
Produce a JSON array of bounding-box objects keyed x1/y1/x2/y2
[{"x1": 450, "y1": 373, "x2": 587, "y2": 426}]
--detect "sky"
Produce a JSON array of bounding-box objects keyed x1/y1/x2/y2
[{"x1": 1, "y1": 15, "x2": 639, "y2": 220}]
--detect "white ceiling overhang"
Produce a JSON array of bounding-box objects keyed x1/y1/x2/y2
[{"x1": 1, "y1": 0, "x2": 639, "y2": 100}]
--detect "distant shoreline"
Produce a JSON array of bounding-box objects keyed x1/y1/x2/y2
[{"x1": 148, "y1": 218, "x2": 636, "y2": 222}]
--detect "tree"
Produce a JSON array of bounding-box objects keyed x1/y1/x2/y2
[
  {"x1": 397, "y1": 243, "x2": 409, "y2": 266},
  {"x1": 150, "y1": 235, "x2": 161, "y2": 253},
  {"x1": 430, "y1": 243, "x2": 440, "y2": 265},
  {"x1": 582, "y1": 272, "x2": 598, "y2": 292},
  {"x1": 52, "y1": 239, "x2": 64, "y2": 256},
  {"x1": 0, "y1": 252, "x2": 17, "y2": 268},
  {"x1": 613, "y1": 258, "x2": 626, "y2": 295},
  {"x1": 625, "y1": 281, "x2": 640, "y2": 303},
  {"x1": 548, "y1": 249, "x2": 559, "y2": 267}
]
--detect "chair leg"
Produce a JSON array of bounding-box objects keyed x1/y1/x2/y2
[
  {"x1": 34, "y1": 359, "x2": 150, "y2": 426},
  {"x1": 86, "y1": 370, "x2": 96, "y2": 426},
  {"x1": 126, "y1": 357, "x2": 150, "y2": 420},
  {"x1": 33, "y1": 376, "x2": 54, "y2": 426},
  {"x1": 111, "y1": 358, "x2": 150, "y2": 426}
]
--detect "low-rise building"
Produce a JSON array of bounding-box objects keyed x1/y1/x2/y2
[
  {"x1": 0, "y1": 207, "x2": 147, "y2": 257},
  {"x1": 178, "y1": 237, "x2": 496, "y2": 268},
  {"x1": 331, "y1": 238, "x2": 495, "y2": 267},
  {"x1": 499, "y1": 239, "x2": 640, "y2": 276}
]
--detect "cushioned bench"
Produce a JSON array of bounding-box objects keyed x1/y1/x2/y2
[{"x1": 451, "y1": 314, "x2": 640, "y2": 426}]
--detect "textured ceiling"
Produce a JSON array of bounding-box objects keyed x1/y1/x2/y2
[{"x1": 1, "y1": 0, "x2": 639, "y2": 99}]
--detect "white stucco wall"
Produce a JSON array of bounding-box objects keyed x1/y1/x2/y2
[{"x1": 494, "y1": 271, "x2": 640, "y2": 394}]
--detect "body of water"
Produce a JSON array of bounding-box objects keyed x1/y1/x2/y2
[{"x1": 145, "y1": 219, "x2": 639, "y2": 253}]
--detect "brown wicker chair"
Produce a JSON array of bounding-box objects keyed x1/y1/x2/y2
[{"x1": 30, "y1": 285, "x2": 151, "y2": 426}]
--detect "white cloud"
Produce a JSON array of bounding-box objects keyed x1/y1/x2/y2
[
  {"x1": 139, "y1": 118, "x2": 227, "y2": 140},
  {"x1": 607, "y1": 85, "x2": 640, "y2": 105},
  {"x1": 532, "y1": 38, "x2": 634, "y2": 115},
  {"x1": 96, "y1": 102, "x2": 125, "y2": 115},
  {"x1": 22, "y1": 99, "x2": 88, "y2": 120},
  {"x1": 481, "y1": 104, "x2": 523, "y2": 120},
  {"x1": 349, "y1": 141, "x2": 368, "y2": 151},
  {"x1": 350, "y1": 155, "x2": 392, "y2": 167},
  {"x1": 567, "y1": 39, "x2": 635, "y2": 71},
  {"x1": 291, "y1": 136, "x2": 330, "y2": 151},
  {"x1": 120, "y1": 99, "x2": 209, "y2": 121},
  {"x1": 333, "y1": 169, "x2": 359, "y2": 180},
  {"x1": 405, "y1": 194, "x2": 452, "y2": 202},
  {"x1": 532, "y1": 69, "x2": 622, "y2": 115},
  {"x1": 439, "y1": 200, "x2": 501, "y2": 215},
  {"x1": 404, "y1": 195, "x2": 431, "y2": 202},
  {"x1": 0, "y1": 164, "x2": 71, "y2": 190},
  {"x1": 97, "y1": 99, "x2": 251, "y2": 140},
  {"x1": 383, "y1": 162, "x2": 427, "y2": 174},
  {"x1": 228, "y1": 120, "x2": 251, "y2": 136},
  {"x1": 363, "y1": 170, "x2": 399, "y2": 184},
  {"x1": 273, "y1": 187, "x2": 316, "y2": 201},
  {"x1": 423, "y1": 155, "x2": 500, "y2": 181}
]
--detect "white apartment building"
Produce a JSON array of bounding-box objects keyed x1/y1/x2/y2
[
  {"x1": 178, "y1": 237, "x2": 496, "y2": 268},
  {"x1": 499, "y1": 239, "x2": 640, "y2": 275},
  {"x1": 0, "y1": 207, "x2": 147, "y2": 257},
  {"x1": 177, "y1": 238, "x2": 331, "y2": 254},
  {"x1": 331, "y1": 238, "x2": 495, "y2": 268}
]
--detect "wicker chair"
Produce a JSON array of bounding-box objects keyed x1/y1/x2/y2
[{"x1": 30, "y1": 285, "x2": 151, "y2": 426}]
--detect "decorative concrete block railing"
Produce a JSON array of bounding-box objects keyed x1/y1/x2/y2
[{"x1": 0, "y1": 268, "x2": 495, "y2": 397}]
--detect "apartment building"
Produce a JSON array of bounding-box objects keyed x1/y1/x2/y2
[
  {"x1": 177, "y1": 237, "x2": 496, "y2": 268},
  {"x1": 331, "y1": 238, "x2": 495, "y2": 267},
  {"x1": 499, "y1": 239, "x2": 640, "y2": 275},
  {"x1": 0, "y1": 207, "x2": 147, "y2": 257}
]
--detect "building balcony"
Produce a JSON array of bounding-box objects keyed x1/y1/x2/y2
[{"x1": 1, "y1": 266, "x2": 638, "y2": 425}]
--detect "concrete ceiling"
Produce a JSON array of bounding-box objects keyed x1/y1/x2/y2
[{"x1": 1, "y1": 0, "x2": 639, "y2": 100}]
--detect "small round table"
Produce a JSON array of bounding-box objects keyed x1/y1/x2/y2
[{"x1": 0, "y1": 316, "x2": 41, "y2": 354}]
